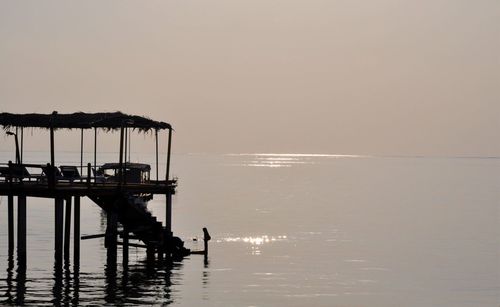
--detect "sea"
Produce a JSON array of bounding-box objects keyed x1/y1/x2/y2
[{"x1": 0, "y1": 152, "x2": 498, "y2": 306}]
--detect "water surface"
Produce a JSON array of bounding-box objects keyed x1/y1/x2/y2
[{"x1": 0, "y1": 153, "x2": 499, "y2": 306}]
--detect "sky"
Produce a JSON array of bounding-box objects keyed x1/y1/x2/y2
[{"x1": 0, "y1": 0, "x2": 499, "y2": 156}]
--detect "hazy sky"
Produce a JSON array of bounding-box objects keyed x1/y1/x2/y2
[{"x1": 0, "y1": 0, "x2": 499, "y2": 156}]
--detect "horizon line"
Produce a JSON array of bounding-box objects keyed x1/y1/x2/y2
[{"x1": 0, "y1": 150, "x2": 498, "y2": 160}]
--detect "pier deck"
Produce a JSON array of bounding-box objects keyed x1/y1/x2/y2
[{"x1": 0, "y1": 178, "x2": 177, "y2": 197}]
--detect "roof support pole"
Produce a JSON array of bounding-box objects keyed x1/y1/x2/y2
[
  {"x1": 50, "y1": 127, "x2": 55, "y2": 168},
  {"x1": 49, "y1": 127, "x2": 56, "y2": 189},
  {"x1": 124, "y1": 127, "x2": 128, "y2": 168},
  {"x1": 20, "y1": 127, "x2": 23, "y2": 164},
  {"x1": 166, "y1": 191, "x2": 172, "y2": 236},
  {"x1": 94, "y1": 128, "x2": 97, "y2": 181},
  {"x1": 13, "y1": 131, "x2": 20, "y2": 165},
  {"x1": 155, "y1": 129, "x2": 159, "y2": 181},
  {"x1": 166, "y1": 128, "x2": 172, "y2": 181},
  {"x1": 80, "y1": 129, "x2": 84, "y2": 175},
  {"x1": 15, "y1": 127, "x2": 18, "y2": 160},
  {"x1": 118, "y1": 126, "x2": 125, "y2": 186}
]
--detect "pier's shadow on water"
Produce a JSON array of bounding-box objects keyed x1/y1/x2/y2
[{"x1": 1, "y1": 252, "x2": 189, "y2": 306}]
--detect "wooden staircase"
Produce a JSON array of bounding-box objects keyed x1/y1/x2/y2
[{"x1": 88, "y1": 192, "x2": 190, "y2": 258}]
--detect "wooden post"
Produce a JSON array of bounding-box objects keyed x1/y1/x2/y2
[
  {"x1": 17, "y1": 195, "x2": 27, "y2": 265},
  {"x1": 128, "y1": 127, "x2": 131, "y2": 162},
  {"x1": 54, "y1": 198, "x2": 64, "y2": 264},
  {"x1": 166, "y1": 128, "x2": 172, "y2": 181},
  {"x1": 64, "y1": 197, "x2": 72, "y2": 262},
  {"x1": 118, "y1": 126, "x2": 124, "y2": 186},
  {"x1": 87, "y1": 163, "x2": 91, "y2": 189},
  {"x1": 74, "y1": 196, "x2": 80, "y2": 267},
  {"x1": 158, "y1": 248, "x2": 164, "y2": 261},
  {"x1": 50, "y1": 126, "x2": 56, "y2": 190},
  {"x1": 203, "y1": 227, "x2": 211, "y2": 259},
  {"x1": 13, "y1": 133, "x2": 20, "y2": 165},
  {"x1": 155, "y1": 129, "x2": 159, "y2": 181},
  {"x1": 8, "y1": 194, "x2": 14, "y2": 253},
  {"x1": 20, "y1": 127, "x2": 23, "y2": 164},
  {"x1": 80, "y1": 129, "x2": 84, "y2": 175},
  {"x1": 124, "y1": 127, "x2": 128, "y2": 168},
  {"x1": 50, "y1": 127, "x2": 55, "y2": 168},
  {"x1": 166, "y1": 192, "x2": 172, "y2": 236},
  {"x1": 94, "y1": 127, "x2": 97, "y2": 181},
  {"x1": 122, "y1": 227, "x2": 129, "y2": 267},
  {"x1": 146, "y1": 246, "x2": 156, "y2": 262},
  {"x1": 47, "y1": 163, "x2": 55, "y2": 190},
  {"x1": 105, "y1": 212, "x2": 118, "y2": 259},
  {"x1": 14, "y1": 127, "x2": 20, "y2": 164}
]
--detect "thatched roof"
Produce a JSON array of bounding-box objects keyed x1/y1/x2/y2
[{"x1": 0, "y1": 112, "x2": 171, "y2": 131}]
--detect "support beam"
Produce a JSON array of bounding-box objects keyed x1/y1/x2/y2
[
  {"x1": 64, "y1": 197, "x2": 72, "y2": 263},
  {"x1": 158, "y1": 249, "x2": 164, "y2": 261},
  {"x1": 146, "y1": 246, "x2": 156, "y2": 262},
  {"x1": 54, "y1": 198, "x2": 64, "y2": 264},
  {"x1": 166, "y1": 128, "x2": 172, "y2": 181},
  {"x1": 80, "y1": 129, "x2": 84, "y2": 175},
  {"x1": 94, "y1": 127, "x2": 97, "y2": 181},
  {"x1": 20, "y1": 127, "x2": 23, "y2": 164},
  {"x1": 13, "y1": 131, "x2": 20, "y2": 165},
  {"x1": 155, "y1": 129, "x2": 159, "y2": 181},
  {"x1": 17, "y1": 195, "x2": 26, "y2": 265},
  {"x1": 128, "y1": 127, "x2": 131, "y2": 162},
  {"x1": 14, "y1": 127, "x2": 20, "y2": 164},
  {"x1": 87, "y1": 163, "x2": 91, "y2": 189},
  {"x1": 118, "y1": 126, "x2": 124, "y2": 186},
  {"x1": 124, "y1": 127, "x2": 128, "y2": 169},
  {"x1": 166, "y1": 192, "x2": 172, "y2": 236},
  {"x1": 74, "y1": 197, "x2": 80, "y2": 267},
  {"x1": 8, "y1": 194, "x2": 14, "y2": 253},
  {"x1": 50, "y1": 126, "x2": 56, "y2": 189},
  {"x1": 50, "y1": 127, "x2": 55, "y2": 168},
  {"x1": 105, "y1": 212, "x2": 118, "y2": 260}
]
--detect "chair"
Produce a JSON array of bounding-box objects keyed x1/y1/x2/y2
[
  {"x1": 41, "y1": 165, "x2": 63, "y2": 182},
  {"x1": 59, "y1": 166, "x2": 81, "y2": 182},
  {"x1": 0, "y1": 165, "x2": 39, "y2": 182}
]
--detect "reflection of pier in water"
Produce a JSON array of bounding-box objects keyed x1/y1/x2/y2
[{"x1": 2, "y1": 252, "x2": 188, "y2": 306}]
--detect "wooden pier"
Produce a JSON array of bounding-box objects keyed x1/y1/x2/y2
[{"x1": 0, "y1": 112, "x2": 197, "y2": 271}]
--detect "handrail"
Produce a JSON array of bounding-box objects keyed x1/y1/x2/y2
[{"x1": 0, "y1": 162, "x2": 169, "y2": 186}]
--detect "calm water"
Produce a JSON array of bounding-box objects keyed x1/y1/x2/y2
[{"x1": 0, "y1": 153, "x2": 499, "y2": 306}]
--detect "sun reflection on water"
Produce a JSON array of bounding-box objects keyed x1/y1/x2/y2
[
  {"x1": 218, "y1": 235, "x2": 288, "y2": 256},
  {"x1": 220, "y1": 235, "x2": 287, "y2": 245},
  {"x1": 226, "y1": 153, "x2": 367, "y2": 168}
]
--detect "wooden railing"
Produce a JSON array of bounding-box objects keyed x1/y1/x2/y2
[{"x1": 0, "y1": 161, "x2": 176, "y2": 189}]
